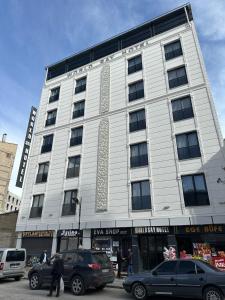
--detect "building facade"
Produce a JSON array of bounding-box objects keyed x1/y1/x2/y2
[
  {"x1": 0, "y1": 137, "x2": 17, "y2": 213},
  {"x1": 0, "y1": 211, "x2": 18, "y2": 248},
  {"x1": 16, "y1": 5, "x2": 225, "y2": 270},
  {"x1": 4, "y1": 191, "x2": 21, "y2": 213}
]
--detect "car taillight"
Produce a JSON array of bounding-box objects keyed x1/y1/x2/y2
[
  {"x1": 0, "y1": 263, "x2": 4, "y2": 270},
  {"x1": 88, "y1": 263, "x2": 101, "y2": 270}
]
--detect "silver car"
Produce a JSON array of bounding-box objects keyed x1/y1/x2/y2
[{"x1": 123, "y1": 259, "x2": 225, "y2": 300}]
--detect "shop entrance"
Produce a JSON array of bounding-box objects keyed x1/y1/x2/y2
[{"x1": 138, "y1": 235, "x2": 167, "y2": 270}]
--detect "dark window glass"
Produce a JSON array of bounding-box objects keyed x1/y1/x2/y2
[
  {"x1": 176, "y1": 132, "x2": 200, "y2": 160},
  {"x1": 178, "y1": 261, "x2": 196, "y2": 274},
  {"x1": 62, "y1": 190, "x2": 78, "y2": 216},
  {"x1": 6, "y1": 250, "x2": 25, "y2": 262},
  {"x1": 168, "y1": 66, "x2": 188, "y2": 89},
  {"x1": 45, "y1": 110, "x2": 57, "y2": 126},
  {"x1": 75, "y1": 77, "x2": 86, "y2": 94},
  {"x1": 41, "y1": 134, "x2": 53, "y2": 153},
  {"x1": 130, "y1": 142, "x2": 148, "y2": 167},
  {"x1": 165, "y1": 40, "x2": 182, "y2": 60},
  {"x1": 196, "y1": 265, "x2": 205, "y2": 274},
  {"x1": 128, "y1": 55, "x2": 142, "y2": 74},
  {"x1": 132, "y1": 180, "x2": 151, "y2": 210},
  {"x1": 66, "y1": 156, "x2": 80, "y2": 178},
  {"x1": 181, "y1": 174, "x2": 210, "y2": 207},
  {"x1": 49, "y1": 87, "x2": 60, "y2": 103},
  {"x1": 172, "y1": 96, "x2": 193, "y2": 121},
  {"x1": 70, "y1": 127, "x2": 83, "y2": 146},
  {"x1": 153, "y1": 9, "x2": 186, "y2": 34},
  {"x1": 93, "y1": 253, "x2": 111, "y2": 268},
  {"x1": 122, "y1": 26, "x2": 151, "y2": 49},
  {"x1": 36, "y1": 162, "x2": 49, "y2": 183},
  {"x1": 29, "y1": 194, "x2": 44, "y2": 218},
  {"x1": 129, "y1": 80, "x2": 144, "y2": 102},
  {"x1": 129, "y1": 109, "x2": 146, "y2": 132},
  {"x1": 155, "y1": 261, "x2": 177, "y2": 275},
  {"x1": 94, "y1": 41, "x2": 118, "y2": 60},
  {"x1": 73, "y1": 100, "x2": 85, "y2": 118}
]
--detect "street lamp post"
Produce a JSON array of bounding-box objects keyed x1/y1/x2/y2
[{"x1": 75, "y1": 197, "x2": 82, "y2": 249}]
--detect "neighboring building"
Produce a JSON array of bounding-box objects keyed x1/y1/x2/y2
[
  {"x1": 4, "y1": 191, "x2": 21, "y2": 213},
  {"x1": 0, "y1": 135, "x2": 17, "y2": 213},
  {"x1": 0, "y1": 211, "x2": 18, "y2": 248},
  {"x1": 16, "y1": 4, "x2": 225, "y2": 271}
]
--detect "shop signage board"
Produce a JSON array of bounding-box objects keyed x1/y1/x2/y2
[
  {"x1": 16, "y1": 106, "x2": 37, "y2": 188},
  {"x1": 134, "y1": 226, "x2": 171, "y2": 234},
  {"x1": 57, "y1": 229, "x2": 82, "y2": 237},
  {"x1": 174, "y1": 225, "x2": 225, "y2": 234},
  {"x1": 22, "y1": 230, "x2": 53, "y2": 238},
  {"x1": 92, "y1": 228, "x2": 132, "y2": 236}
]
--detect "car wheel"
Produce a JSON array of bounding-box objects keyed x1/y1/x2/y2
[
  {"x1": 29, "y1": 273, "x2": 41, "y2": 290},
  {"x1": 132, "y1": 282, "x2": 148, "y2": 300},
  {"x1": 71, "y1": 275, "x2": 86, "y2": 295},
  {"x1": 203, "y1": 287, "x2": 223, "y2": 300},
  {"x1": 96, "y1": 284, "x2": 106, "y2": 290}
]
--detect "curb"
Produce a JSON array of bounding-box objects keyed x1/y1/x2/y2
[{"x1": 106, "y1": 284, "x2": 123, "y2": 290}]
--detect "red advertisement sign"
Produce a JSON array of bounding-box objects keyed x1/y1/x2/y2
[{"x1": 212, "y1": 257, "x2": 225, "y2": 271}]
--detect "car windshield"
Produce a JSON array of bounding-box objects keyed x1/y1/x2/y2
[
  {"x1": 93, "y1": 253, "x2": 111, "y2": 268},
  {"x1": 0, "y1": 251, "x2": 3, "y2": 261}
]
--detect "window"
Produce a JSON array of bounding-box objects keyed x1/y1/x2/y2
[
  {"x1": 164, "y1": 40, "x2": 182, "y2": 60},
  {"x1": 178, "y1": 261, "x2": 196, "y2": 274},
  {"x1": 129, "y1": 80, "x2": 144, "y2": 102},
  {"x1": 66, "y1": 156, "x2": 80, "y2": 178},
  {"x1": 45, "y1": 109, "x2": 57, "y2": 126},
  {"x1": 75, "y1": 77, "x2": 86, "y2": 94},
  {"x1": 6, "y1": 250, "x2": 25, "y2": 262},
  {"x1": 129, "y1": 109, "x2": 146, "y2": 132},
  {"x1": 16, "y1": 200, "x2": 18, "y2": 205},
  {"x1": 155, "y1": 261, "x2": 177, "y2": 275},
  {"x1": 176, "y1": 132, "x2": 201, "y2": 160},
  {"x1": 130, "y1": 142, "x2": 148, "y2": 168},
  {"x1": 132, "y1": 180, "x2": 151, "y2": 210},
  {"x1": 181, "y1": 174, "x2": 210, "y2": 206},
  {"x1": 10, "y1": 205, "x2": 13, "y2": 211},
  {"x1": 168, "y1": 66, "x2": 188, "y2": 89},
  {"x1": 6, "y1": 204, "x2": 9, "y2": 210},
  {"x1": 12, "y1": 197, "x2": 14, "y2": 203},
  {"x1": 128, "y1": 55, "x2": 142, "y2": 74},
  {"x1": 62, "y1": 190, "x2": 78, "y2": 216},
  {"x1": 73, "y1": 100, "x2": 85, "y2": 118},
  {"x1": 49, "y1": 87, "x2": 60, "y2": 103},
  {"x1": 171, "y1": 96, "x2": 193, "y2": 121},
  {"x1": 36, "y1": 162, "x2": 49, "y2": 183},
  {"x1": 29, "y1": 194, "x2": 44, "y2": 218},
  {"x1": 70, "y1": 127, "x2": 83, "y2": 146},
  {"x1": 41, "y1": 134, "x2": 53, "y2": 154}
]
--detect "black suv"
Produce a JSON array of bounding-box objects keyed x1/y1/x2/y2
[{"x1": 28, "y1": 250, "x2": 114, "y2": 295}]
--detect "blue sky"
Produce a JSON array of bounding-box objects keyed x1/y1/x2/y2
[{"x1": 0, "y1": 0, "x2": 225, "y2": 197}]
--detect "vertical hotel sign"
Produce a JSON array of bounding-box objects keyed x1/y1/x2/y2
[{"x1": 16, "y1": 106, "x2": 37, "y2": 188}]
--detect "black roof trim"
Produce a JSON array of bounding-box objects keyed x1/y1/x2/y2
[{"x1": 46, "y1": 4, "x2": 192, "y2": 81}]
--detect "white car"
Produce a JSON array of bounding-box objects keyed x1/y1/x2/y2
[{"x1": 0, "y1": 248, "x2": 26, "y2": 280}]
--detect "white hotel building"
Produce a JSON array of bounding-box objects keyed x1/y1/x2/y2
[{"x1": 16, "y1": 4, "x2": 225, "y2": 270}]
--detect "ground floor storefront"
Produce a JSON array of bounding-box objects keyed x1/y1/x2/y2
[{"x1": 17, "y1": 223, "x2": 225, "y2": 271}]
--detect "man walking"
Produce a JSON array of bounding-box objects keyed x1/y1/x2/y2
[
  {"x1": 47, "y1": 253, "x2": 64, "y2": 297},
  {"x1": 40, "y1": 250, "x2": 48, "y2": 264},
  {"x1": 117, "y1": 248, "x2": 123, "y2": 278}
]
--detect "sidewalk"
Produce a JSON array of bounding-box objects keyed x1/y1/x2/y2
[{"x1": 107, "y1": 277, "x2": 124, "y2": 289}]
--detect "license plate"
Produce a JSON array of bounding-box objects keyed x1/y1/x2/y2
[
  {"x1": 10, "y1": 264, "x2": 19, "y2": 269},
  {"x1": 102, "y1": 269, "x2": 109, "y2": 273}
]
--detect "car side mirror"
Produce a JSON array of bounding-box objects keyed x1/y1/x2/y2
[{"x1": 152, "y1": 270, "x2": 157, "y2": 276}]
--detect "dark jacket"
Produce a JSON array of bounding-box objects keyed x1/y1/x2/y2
[
  {"x1": 40, "y1": 252, "x2": 47, "y2": 263},
  {"x1": 51, "y1": 258, "x2": 64, "y2": 277}
]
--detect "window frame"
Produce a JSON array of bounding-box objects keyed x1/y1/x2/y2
[
  {"x1": 36, "y1": 162, "x2": 49, "y2": 183},
  {"x1": 128, "y1": 55, "x2": 143, "y2": 74},
  {"x1": 45, "y1": 109, "x2": 57, "y2": 127},
  {"x1": 130, "y1": 142, "x2": 148, "y2": 168},
  {"x1": 49, "y1": 86, "x2": 60, "y2": 103},
  {"x1": 29, "y1": 194, "x2": 44, "y2": 218},
  {"x1": 129, "y1": 109, "x2": 146, "y2": 132},
  {"x1": 171, "y1": 95, "x2": 194, "y2": 122},
  {"x1": 164, "y1": 39, "x2": 183, "y2": 61},
  {"x1": 61, "y1": 189, "x2": 78, "y2": 216},
  {"x1": 66, "y1": 155, "x2": 81, "y2": 178},
  {"x1": 70, "y1": 126, "x2": 83, "y2": 147},
  {"x1": 41, "y1": 134, "x2": 54, "y2": 154},
  {"x1": 75, "y1": 77, "x2": 87, "y2": 94},
  {"x1": 131, "y1": 180, "x2": 151, "y2": 211},
  {"x1": 167, "y1": 66, "x2": 188, "y2": 89},
  {"x1": 181, "y1": 173, "x2": 210, "y2": 207},
  {"x1": 176, "y1": 131, "x2": 201, "y2": 160},
  {"x1": 73, "y1": 100, "x2": 85, "y2": 119},
  {"x1": 128, "y1": 80, "x2": 144, "y2": 102}
]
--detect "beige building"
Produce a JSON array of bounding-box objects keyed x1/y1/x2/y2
[
  {"x1": 0, "y1": 136, "x2": 17, "y2": 213},
  {"x1": 0, "y1": 211, "x2": 18, "y2": 248},
  {"x1": 4, "y1": 191, "x2": 21, "y2": 213}
]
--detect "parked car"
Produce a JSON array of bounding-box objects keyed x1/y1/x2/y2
[
  {"x1": 123, "y1": 259, "x2": 225, "y2": 300},
  {"x1": 0, "y1": 248, "x2": 26, "y2": 280},
  {"x1": 28, "y1": 249, "x2": 114, "y2": 295}
]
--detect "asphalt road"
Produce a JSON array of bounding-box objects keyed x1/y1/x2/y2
[{"x1": 0, "y1": 278, "x2": 197, "y2": 300}]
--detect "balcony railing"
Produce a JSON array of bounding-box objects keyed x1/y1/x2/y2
[
  {"x1": 61, "y1": 203, "x2": 76, "y2": 216},
  {"x1": 128, "y1": 62, "x2": 142, "y2": 75},
  {"x1": 70, "y1": 136, "x2": 82, "y2": 147},
  {"x1": 41, "y1": 144, "x2": 52, "y2": 153},
  {"x1": 45, "y1": 117, "x2": 56, "y2": 126},
  {"x1": 29, "y1": 207, "x2": 43, "y2": 218},
  {"x1": 75, "y1": 84, "x2": 86, "y2": 94},
  {"x1": 129, "y1": 89, "x2": 144, "y2": 102},
  {"x1": 66, "y1": 167, "x2": 80, "y2": 178},
  {"x1": 73, "y1": 109, "x2": 84, "y2": 119},
  {"x1": 36, "y1": 173, "x2": 48, "y2": 183},
  {"x1": 49, "y1": 94, "x2": 59, "y2": 103}
]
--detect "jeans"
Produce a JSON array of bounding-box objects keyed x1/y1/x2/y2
[{"x1": 128, "y1": 264, "x2": 133, "y2": 276}]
